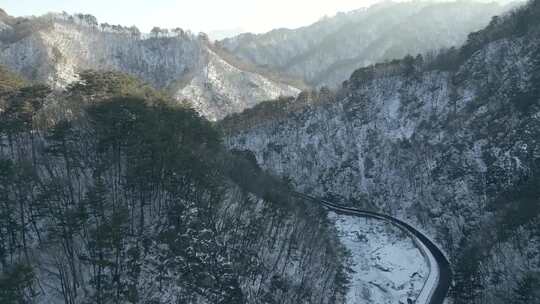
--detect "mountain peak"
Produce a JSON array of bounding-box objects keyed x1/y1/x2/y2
[{"x1": 0, "y1": 8, "x2": 12, "y2": 23}]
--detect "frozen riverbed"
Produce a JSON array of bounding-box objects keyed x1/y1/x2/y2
[{"x1": 329, "y1": 212, "x2": 429, "y2": 304}]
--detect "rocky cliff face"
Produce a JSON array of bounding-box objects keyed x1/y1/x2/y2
[
  {"x1": 220, "y1": 1, "x2": 515, "y2": 88},
  {"x1": 0, "y1": 11, "x2": 299, "y2": 120},
  {"x1": 224, "y1": 2, "x2": 540, "y2": 303}
]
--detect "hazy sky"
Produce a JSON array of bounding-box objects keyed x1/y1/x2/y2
[
  {"x1": 2, "y1": 0, "x2": 516, "y2": 34},
  {"x1": 2, "y1": 0, "x2": 384, "y2": 34}
]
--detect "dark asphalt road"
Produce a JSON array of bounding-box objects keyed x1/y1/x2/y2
[{"x1": 293, "y1": 192, "x2": 451, "y2": 304}]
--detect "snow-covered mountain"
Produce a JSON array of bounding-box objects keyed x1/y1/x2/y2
[
  {"x1": 0, "y1": 10, "x2": 299, "y2": 120},
  {"x1": 0, "y1": 1, "x2": 517, "y2": 121},
  {"x1": 220, "y1": 1, "x2": 516, "y2": 88},
  {"x1": 223, "y1": 1, "x2": 540, "y2": 303},
  {"x1": 2, "y1": 1, "x2": 540, "y2": 303}
]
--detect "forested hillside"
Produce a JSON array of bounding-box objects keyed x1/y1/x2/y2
[
  {"x1": 0, "y1": 68, "x2": 348, "y2": 304},
  {"x1": 224, "y1": 1, "x2": 540, "y2": 303}
]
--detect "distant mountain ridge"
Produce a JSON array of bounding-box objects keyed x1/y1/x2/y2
[
  {"x1": 0, "y1": 11, "x2": 300, "y2": 120},
  {"x1": 220, "y1": 0, "x2": 517, "y2": 88},
  {"x1": 0, "y1": 1, "x2": 518, "y2": 120}
]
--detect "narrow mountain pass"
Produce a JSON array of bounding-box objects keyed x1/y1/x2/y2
[{"x1": 293, "y1": 193, "x2": 451, "y2": 304}]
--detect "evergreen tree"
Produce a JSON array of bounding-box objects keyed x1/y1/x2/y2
[
  {"x1": 452, "y1": 246, "x2": 484, "y2": 304},
  {"x1": 0, "y1": 263, "x2": 35, "y2": 304},
  {"x1": 512, "y1": 272, "x2": 540, "y2": 304}
]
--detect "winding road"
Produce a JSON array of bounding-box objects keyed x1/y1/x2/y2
[{"x1": 292, "y1": 192, "x2": 451, "y2": 304}]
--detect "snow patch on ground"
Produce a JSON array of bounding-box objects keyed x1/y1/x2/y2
[{"x1": 330, "y1": 212, "x2": 428, "y2": 304}]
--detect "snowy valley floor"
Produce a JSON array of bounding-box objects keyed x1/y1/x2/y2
[{"x1": 329, "y1": 212, "x2": 429, "y2": 304}]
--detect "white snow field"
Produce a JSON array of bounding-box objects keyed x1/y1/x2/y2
[{"x1": 329, "y1": 212, "x2": 429, "y2": 304}]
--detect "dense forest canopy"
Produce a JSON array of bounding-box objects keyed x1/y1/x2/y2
[{"x1": 0, "y1": 66, "x2": 348, "y2": 304}]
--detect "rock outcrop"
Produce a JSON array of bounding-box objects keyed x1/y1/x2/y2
[{"x1": 0, "y1": 12, "x2": 299, "y2": 120}]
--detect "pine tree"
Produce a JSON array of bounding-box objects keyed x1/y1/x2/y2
[
  {"x1": 0, "y1": 263, "x2": 35, "y2": 304},
  {"x1": 512, "y1": 272, "x2": 540, "y2": 304},
  {"x1": 529, "y1": 41, "x2": 540, "y2": 101},
  {"x1": 0, "y1": 159, "x2": 17, "y2": 267},
  {"x1": 452, "y1": 246, "x2": 484, "y2": 304}
]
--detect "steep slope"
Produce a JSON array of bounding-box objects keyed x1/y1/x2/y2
[
  {"x1": 223, "y1": 1, "x2": 540, "y2": 303},
  {"x1": 0, "y1": 70, "x2": 345, "y2": 304},
  {"x1": 220, "y1": 0, "x2": 515, "y2": 88},
  {"x1": 0, "y1": 12, "x2": 299, "y2": 120}
]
